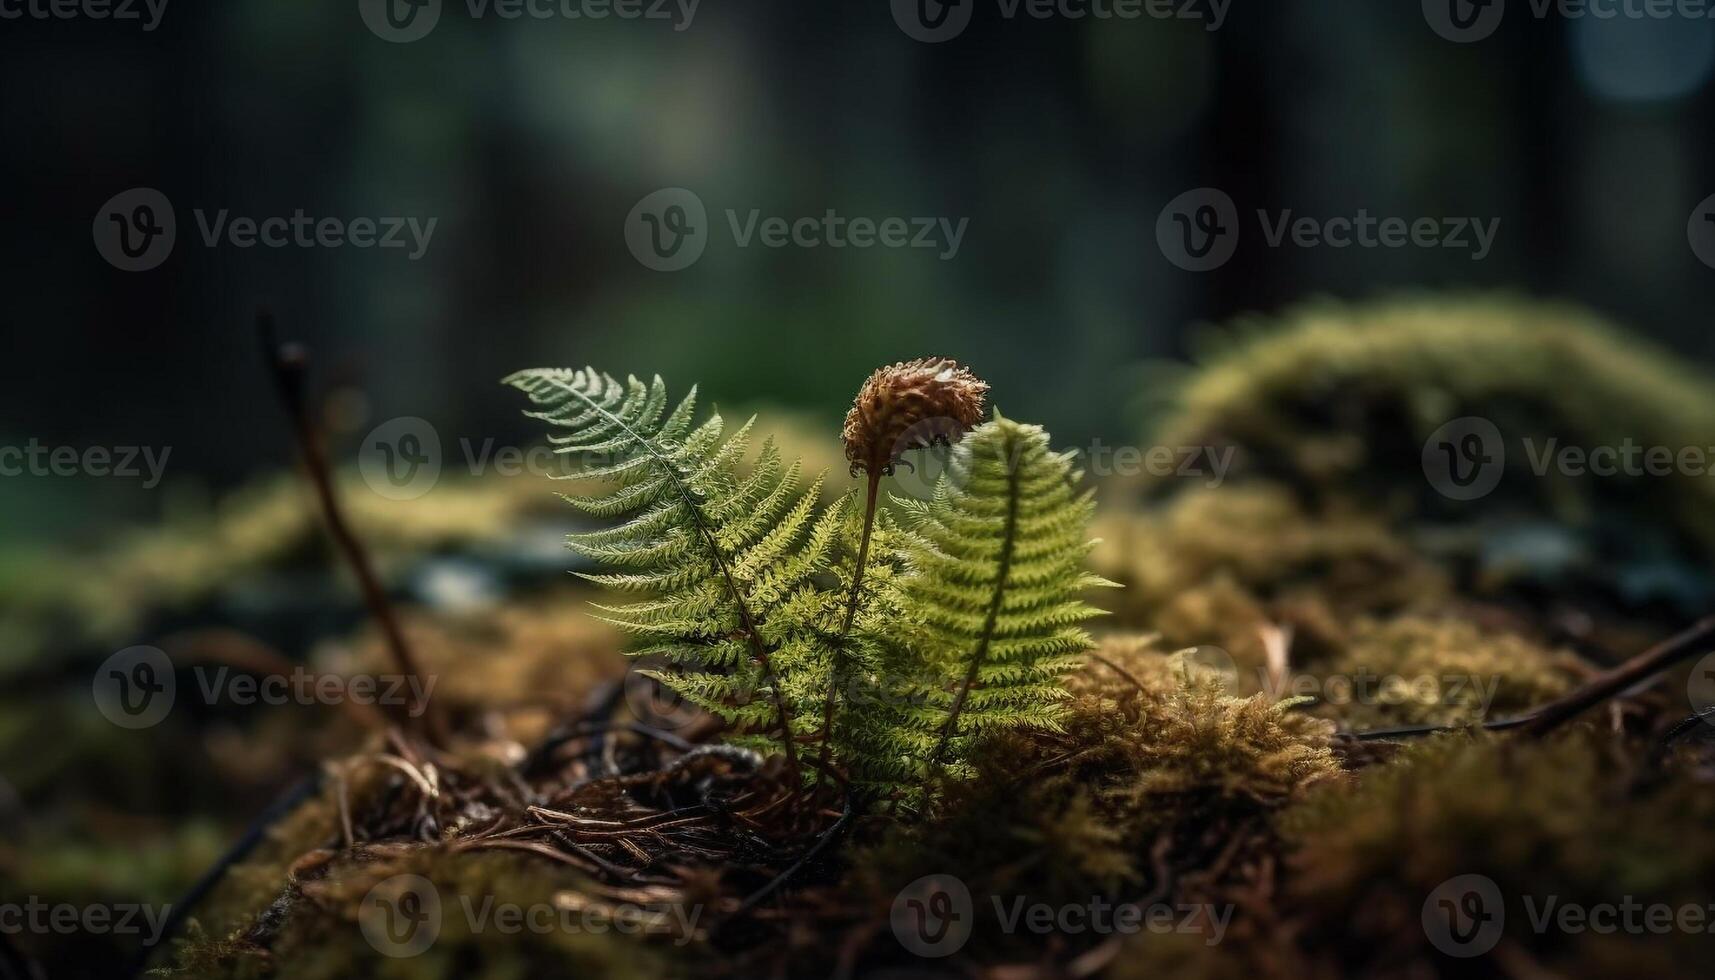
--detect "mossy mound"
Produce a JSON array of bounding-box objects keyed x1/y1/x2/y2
[{"x1": 1141, "y1": 295, "x2": 1715, "y2": 613}]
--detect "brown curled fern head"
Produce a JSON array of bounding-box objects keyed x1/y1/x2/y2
[{"x1": 842, "y1": 357, "x2": 988, "y2": 476}]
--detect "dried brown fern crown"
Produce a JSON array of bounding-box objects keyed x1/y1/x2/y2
[{"x1": 841, "y1": 357, "x2": 989, "y2": 476}]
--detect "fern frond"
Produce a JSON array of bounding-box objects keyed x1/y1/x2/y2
[
  {"x1": 504, "y1": 367, "x2": 843, "y2": 775},
  {"x1": 900, "y1": 413, "x2": 1113, "y2": 785}
]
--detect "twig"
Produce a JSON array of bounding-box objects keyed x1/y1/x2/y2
[
  {"x1": 1087, "y1": 651, "x2": 1148, "y2": 695},
  {"x1": 1657, "y1": 708, "x2": 1715, "y2": 749},
  {"x1": 257, "y1": 312, "x2": 444, "y2": 745},
  {"x1": 1350, "y1": 615, "x2": 1715, "y2": 742},
  {"x1": 722, "y1": 798, "x2": 854, "y2": 925},
  {"x1": 130, "y1": 772, "x2": 323, "y2": 979},
  {"x1": 1523, "y1": 615, "x2": 1715, "y2": 736}
]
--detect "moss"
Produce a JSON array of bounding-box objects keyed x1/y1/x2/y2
[
  {"x1": 1090, "y1": 483, "x2": 1448, "y2": 674},
  {"x1": 837, "y1": 639, "x2": 1342, "y2": 968},
  {"x1": 1265, "y1": 732, "x2": 1715, "y2": 978},
  {"x1": 1310, "y1": 614, "x2": 1580, "y2": 728},
  {"x1": 1137, "y1": 296, "x2": 1715, "y2": 613}
]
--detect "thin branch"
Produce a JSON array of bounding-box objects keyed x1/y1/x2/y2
[
  {"x1": 1523, "y1": 614, "x2": 1715, "y2": 736},
  {"x1": 1349, "y1": 614, "x2": 1715, "y2": 742},
  {"x1": 258, "y1": 312, "x2": 444, "y2": 745}
]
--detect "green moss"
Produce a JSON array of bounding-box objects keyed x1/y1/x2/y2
[
  {"x1": 1145, "y1": 295, "x2": 1715, "y2": 563},
  {"x1": 845, "y1": 640, "x2": 1342, "y2": 954},
  {"x1": 1090, "y1": 483, "x2": 1447, "y2": 674},
  {"x1": 1266, "y1": 732, "x2": 1715, "y2": 978},
  {"x1": 1311, "y1": 614, "x2": 1579, "y2": 728}
]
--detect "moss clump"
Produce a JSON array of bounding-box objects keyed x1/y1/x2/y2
[
  {"x1": 831, "y1": 638, "x2": 1341, "y2": 970},
  {"x1": 1091, "y1": 483, "x2": 1447, "y2": 674},
  {"x1": 1138, "y1": 296, "x2": 1715, "y2": 612},
  {"x1": 1267, "y1": 732, "x2": 1715, "y2": 978},
  {"x1": 1311, "y1": 614, "x2": 1580, "y2": 729}
]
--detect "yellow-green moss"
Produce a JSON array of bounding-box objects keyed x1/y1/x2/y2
[
  {"x1": 1310, "y1": 614, "x2": 1580, "y2": 729},
  {"x1": 1145, "y1": 295, "x2": 1715, "y2": 552}
]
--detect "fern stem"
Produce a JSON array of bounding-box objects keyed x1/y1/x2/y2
[
  {"x1": 927, "y1": 438, "x2": 1022, "y2": 769},
  {"x1": 819, "y1": 469, "x2": 882, "y2": 775},
  {"x1": 549, "y1": 379, "x2": 801, "y2": 774}
]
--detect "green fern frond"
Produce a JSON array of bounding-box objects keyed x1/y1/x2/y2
[
  {"x1": 902, "y1": 413, "x2": 1114, "y2": 784},
  {"x1": 504, "y1": 367, "x2": 843, "y2": 775}
]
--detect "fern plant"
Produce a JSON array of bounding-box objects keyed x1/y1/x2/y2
[
  {"x1": 503, "y1": 368, "x2": 845, "y2": 769},
  {"x1": 507, "y1": 364, "x2": 1111, "y2": 803}
]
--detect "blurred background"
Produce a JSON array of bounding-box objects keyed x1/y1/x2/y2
[
  {"x1": 2, "y1": 0, "x2": 1714, "y2": 539},
  {"x1": 5, "y1": 4, "x2": 1715, "y2": 974}
]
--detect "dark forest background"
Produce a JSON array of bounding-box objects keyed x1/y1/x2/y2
[{"x1": 2, "y1": 0, "x2": 1712, "y2": 543}]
